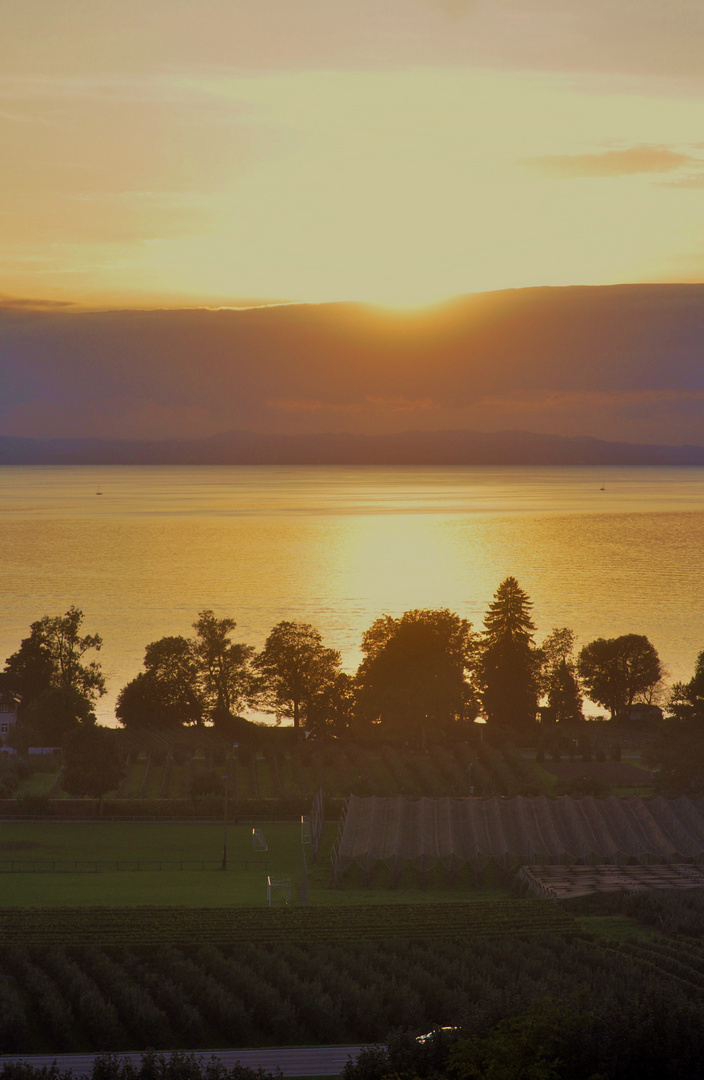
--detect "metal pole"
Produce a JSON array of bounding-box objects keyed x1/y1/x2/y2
[{"x1": 221, "y1": 767, "x2": 228, "y2": 871}]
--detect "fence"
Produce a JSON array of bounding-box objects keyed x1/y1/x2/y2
[
  {"x1": 0, "y1": 857, "x2": 268, "y2": 873},
  {"x1": 0, "y1": 797, "x2": 345, "y2": 821}
]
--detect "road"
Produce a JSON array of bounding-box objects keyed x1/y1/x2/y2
[{"x1": 0, "y1": 1045, "x2": 372, "y2": 1077}]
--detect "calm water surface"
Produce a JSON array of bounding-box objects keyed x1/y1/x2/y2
[{"x1": 1, "y1": 465, "x2": 703, "y2": 723}]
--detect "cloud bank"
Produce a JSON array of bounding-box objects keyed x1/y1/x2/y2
[{"x1": 2, "y1": 284, "x2": 704, "y2": 447}]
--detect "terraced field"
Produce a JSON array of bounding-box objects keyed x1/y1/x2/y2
[{"x1": 0, "y1": 898, "x2": 574, "y2": 946}]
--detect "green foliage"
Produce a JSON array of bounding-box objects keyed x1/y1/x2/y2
[
  {"x1": 450, "y1": 999, "x2": 576, "y2": 1080},
  {"x1": 539, "y1": 628, "x2": 583, "y2": 723},
  {"x1": 254, "y1": 621, "x2": 341, "y2": 732},
  {"x1": 191, "y1": 611, "x2": 257, "y2": 727},
  {"x1": 668, "y1": 649, "x2": 704, "y2": 720},
  {"x1": 0, "y1": 1054, "x2": 277, "y2": 1080},
  {"x1": 577, "y1": 635, "x2": 663, "y2": 719},
  {"x1": 117, "y1": 640, "x2": 203, "y2": 729},
  {"x1": 0, "y1": 900, "x2": 574, "y2": 946},
  {"x1": 189, "y1": 769, "x2": 225, "y2": 798},
  {"x1": 480, "y1": 579, "x2": 541, "y2": 734},
  {"x1": 4, "y1": 607, "x2": 105, "y2": 709},
  {"x1": 356, "y1": 609, "x2": 479, "y2": 748},
  {"x1": 6, "y1": 909, "x2": 704, "y2": 1064},
  {"x1": 566, "y1": 888, "x2": 704, "y2": 938},
  {"x1": 19, "y1": 687, "x2": 96, "y2": 748},
  {"x1": 117, "y1": 613, "x2": 256, "y2": 731},
  {"x1": 61, "y1": 725, "x2": 125, "y2": 799},
  {"x1": 643, "y1": 719, "x2": 704, "y2": 792}
]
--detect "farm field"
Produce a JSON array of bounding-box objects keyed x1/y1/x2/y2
[
  {"x1": 0, "y1": 899, "x2": 575, "y2": 946},
  {"x1": 0, "y1": 822, "x2": 294, "y2": 908},
  {"x1": 0, "y1": 821, "x2": 512, "y2": 906},
  {"x1": 5, "y1": 736, "x2": 653, "y2": 807},
  {"x1": 0, "y1": 924, "x2": 699, "y2": 1055}
]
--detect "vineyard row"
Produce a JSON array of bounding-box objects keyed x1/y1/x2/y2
[{"x1": 0, "y1": 900, "x2": 574, "y2": 946}]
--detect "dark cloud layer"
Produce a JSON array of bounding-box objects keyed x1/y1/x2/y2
[{"x1": 1, "y1": 283, "x2": 704, "y2": 446}]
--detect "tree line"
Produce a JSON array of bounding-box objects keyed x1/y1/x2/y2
[{"x1": 1, "y1": 577, "x2": 672, "y2": 753}]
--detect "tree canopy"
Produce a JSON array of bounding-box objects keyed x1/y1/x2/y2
[
  {"x1": 356, "y1": 609, "x2": 479, "y2": 748},
  {"x1": 61, "y1": 725, "x2": 125, "y2": 800},
  {"x1": 539, "y1": 627, "x2": 583, "y2": 723},
  {"x1": 4, "y1": 606, "x2": 105, "y2": 710},
  {"x1": 668, "y1": 648, "x2": 704, "y2": 721},
  {"x1": 480, "y1": 578, "x2": 541, "y2": 732},
  {"x1": 577, "y1": 634, "x2": 663, "y2": 719},
  {"x1": 116, "y1": 611, "x2": 255, "y2": 730},
  {"x1": 254, "y1": 621, "x2": 341, "y2": 732}
]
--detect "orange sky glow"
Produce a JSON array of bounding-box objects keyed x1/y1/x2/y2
[{"x1": 1, "y1": 0, "x2": 703, "y2": 311}]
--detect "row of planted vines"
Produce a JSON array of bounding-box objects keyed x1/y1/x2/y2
[
  {"x1": 0, "y1": 928, "x2": 703, "y2": 1055},
  {"x1": 0, "y1": 738, "x2": 555, "y2": 805},
  {"x1": 0, "y1": 901, "x2": 575, "y2": 946}
]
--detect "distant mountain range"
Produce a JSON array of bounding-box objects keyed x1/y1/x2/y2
[{"x1": 3, "y1": 429, "x2": 704, "y2": 466}]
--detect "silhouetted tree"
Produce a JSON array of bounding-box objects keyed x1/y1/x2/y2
[
  {"x1": 4, "y1": 606, "x2": 105, "y2": 711},
  {"x1": 539, "y1": 628, "x2": 583, "y2": 723},
  {"x1": 255, "y1": 621, "x2": 341, "y2": 733},
  {"x1": 116, "y1": 613, "x2": 256, "y2": 730},
  {"x1": 577, "y1": 634, "x2": 662, "y2": 720},
  {"x1": 306, "y1": 671, "x2": 357, "y2": 736},
  {"x1": 356, "y1": 609, "x2": 479, "y2": 748},
  {"x1": 192, "y1": 610, "x2": 256, "y2": 727},
  {"x1": 668, "y1": 648, "x2": 704, "y2": 720},
  {"x1": 116, "y1": 636, "x2": 203, "y2": 729},
  {"x1": 480, "y1": 578, "x2": 540, "y2": 733}
]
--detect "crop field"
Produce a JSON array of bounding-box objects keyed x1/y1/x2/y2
[
  {"x1": 5, "y1": 741, "x2": 563, "y2": 803},
  {"x1": 0, "y1": 899, "x2": 575, "y2": 946},
  {"x1": 0, "y1": 923, "x2": 699, "y2": 1055}
]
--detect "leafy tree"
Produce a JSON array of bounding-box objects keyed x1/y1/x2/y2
[
  {"x1": 480, "y1": 578, "x2": 541, "y2": 733},
  {"x1": 644, "y1": 720, "x2": 704, "y2": 792},
  {"x1": 116, "y1": 612, "x2": 256, "y2": 730},
  {"x1": 668, "y1": 648, "x2": 704, "y2": 720},
  {"x1": 539, "y1": 628, "x2": 583, "y2": 723},
  {"x1": 577, "y1": 634, "x2": 663, "y2": 720},
  {"x1": 192, "y1": 610, "x2": 256, "y2": 726},
  {"x1": 4, "y1": 606, "x2": 105, "y2": 710},
  {"x1": 306, "y1": 671, "x2": 357, "y2": 736},
  {"x1": 61, "y1": 725, "x2": 125, "y2": 800},
  {"x1": 254, "y1": 621, "x2": 341, "y2": 733},
  {"x1": 116, "y1": 637, "x2": 204, "y2": 729},
  {"x1": 449, "y1": 1000, "x2": 577, "y2": 1080},
  {"x1": 20, "y1": 687, "x2": 96, "y2": 748},
  {"x1": 356, "y1": 609, "x2": 479, "y2": 748}
]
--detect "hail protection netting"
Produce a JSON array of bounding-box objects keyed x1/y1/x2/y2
[{"x1": 333, "y1": 795, "x2": 704, "y2": 878}]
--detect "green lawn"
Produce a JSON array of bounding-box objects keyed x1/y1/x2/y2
[{"x1": 0, "y1": 821, "x2": 511, "y2": 908}]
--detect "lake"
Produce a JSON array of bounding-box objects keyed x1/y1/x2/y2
[{"x1": 1, "y1": 464, "x2": 704, "y2": 724}]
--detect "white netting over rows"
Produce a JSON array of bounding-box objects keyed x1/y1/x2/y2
[{"x1": 333, "y1": 795, "x2": 704, "y2": 878}]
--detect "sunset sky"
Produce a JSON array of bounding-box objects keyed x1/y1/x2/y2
[{"x1": 2, "y1": 0, "x2": 704, "y2": 311}]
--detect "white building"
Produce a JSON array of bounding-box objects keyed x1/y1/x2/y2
[{"x1": 0, "y1": 693, "x2": 18, "y2": 747}]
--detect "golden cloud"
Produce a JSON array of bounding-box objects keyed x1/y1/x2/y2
[{"x1": 521, "y1": 144, "x2": 700, "y2": 178}]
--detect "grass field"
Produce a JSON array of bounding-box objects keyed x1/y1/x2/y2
[{"x1": 0, "y1": 821, "x2": 513, "y2": 907}]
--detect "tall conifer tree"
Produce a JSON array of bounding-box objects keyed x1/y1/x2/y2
[{"x1": 480, "y1": 577, "x2": 540, "y2": 733}]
